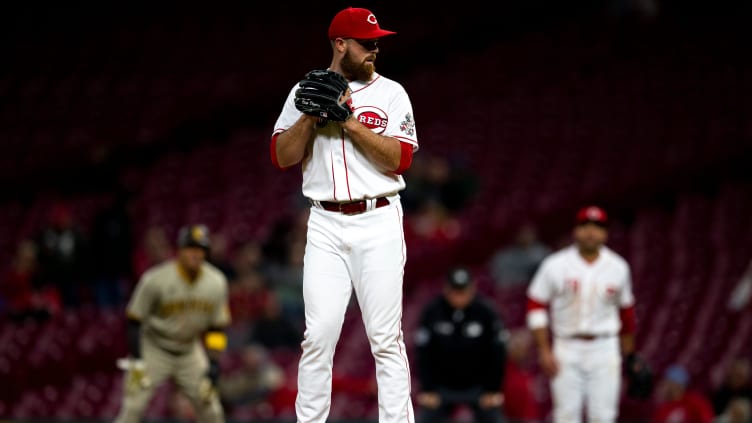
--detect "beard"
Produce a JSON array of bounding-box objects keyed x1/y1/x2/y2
[{"x1": 341, "y1": 50, "x2": 375, "y2": 82}]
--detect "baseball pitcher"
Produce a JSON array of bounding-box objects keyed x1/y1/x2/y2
[{"x1": 270, "y1": 6, "x2": 418, "y2": 423}]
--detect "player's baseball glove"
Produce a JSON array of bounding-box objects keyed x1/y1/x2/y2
[
  {"x1": 294, "y1": 69, "x2": 353, "y2": 122},
  {"x1": 117, "y1": 357, "x2": 152, "y2": 395},
  {"x1": 624, "y1": 352, "x2": 654, "y2": 399}
]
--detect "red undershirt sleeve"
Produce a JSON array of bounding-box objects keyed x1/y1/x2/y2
[
  {"x1": 270, "y1": 133, "x2": 290, "y2": 170},
  {"x1": 394, "y1": 142, "x2": 413, "y2": 175},
  {"x1": 619, "y1": 305, "x2": 636, "y2": 334},
  {"x1": 526, "y1": 297, "x2": 549, "y2": 329}
]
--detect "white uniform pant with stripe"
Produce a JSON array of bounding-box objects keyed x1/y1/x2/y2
[
  {"x1": 296, "y1": 199, "x2": 415, "y2": 423},
  {"x1": 551, "y1": 336, "x2": 622, "y2": 423}
]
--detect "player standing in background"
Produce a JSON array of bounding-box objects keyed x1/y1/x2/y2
[
  {"x1": 113, "y1": 224, "x2": 230, "y2": 423},
  {"x1": 270, "y1": 6, "x2": 418, "y2": 423},
  {"x1": 526, "y1": 206, "x2": 645, "y2": 423}
]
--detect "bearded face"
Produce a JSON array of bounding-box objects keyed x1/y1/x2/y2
[{"x1": 341, "y1": 48, "x2": 375, "y2": 82}]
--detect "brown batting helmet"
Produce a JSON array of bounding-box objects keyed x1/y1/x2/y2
[{"x1": 176, "y1": 224, "x2": 211, "y2": 251}]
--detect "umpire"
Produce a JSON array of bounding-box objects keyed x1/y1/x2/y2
[{"x1": 415, "y1": 266, "x2": 508, "y2": 423}]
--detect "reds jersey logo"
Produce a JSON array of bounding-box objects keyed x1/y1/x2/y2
[{"x1": 355, "y1": 106, "x2": 388, "y2": 134}]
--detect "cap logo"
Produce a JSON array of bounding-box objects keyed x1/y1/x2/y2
[
  {"x1": 367, "y1": 14, "x2": 377, "y2": 24},
  {"x1": 192, "y1": 226, "x2": 204, "y2": 240}
]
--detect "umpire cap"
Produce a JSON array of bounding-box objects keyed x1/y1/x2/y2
[
  {"x1": 447, "y1": 266, "x2": 473, "y2": 290},
  {"x1": 177, "y1": 224, "x2": 211, "y2": 251}
]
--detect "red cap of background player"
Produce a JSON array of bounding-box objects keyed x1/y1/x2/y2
[
  {"x1": 328, "y1": 7, "x2": 396, "y2": 40},
  {"x1": 576, "y1": 205, "x2": 608, "y2": 226}
]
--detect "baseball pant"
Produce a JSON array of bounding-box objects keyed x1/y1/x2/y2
[
  {"x1": 296, "y1": 198, "x2": 415, "y2": 423},
  {"x1": 114, "y1": 337, "x2": 224, "y2": 423},
  {"x1": 551, "y1": 336, "x2": 621, "y2": 423}
]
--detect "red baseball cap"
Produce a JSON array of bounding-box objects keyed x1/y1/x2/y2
[
  {"x1": 576, "y1": 205, "x2": 608, "y2": 226},
  {"x1": 328, "y1": 7, "x2": 396, "y2": 40}
]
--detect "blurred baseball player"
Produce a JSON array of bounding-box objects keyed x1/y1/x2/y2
[
  {"x1": 270, "y1": 6, "x2": 418, "y2": 423},
  {"x1": 113, "y1": 224, "x2": 230, "y2": 423},
  {"x1": 526, "y1": 206, "x2": 645, "y2": 423}
]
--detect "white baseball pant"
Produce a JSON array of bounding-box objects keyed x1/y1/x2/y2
[
  {"x1": 296, "y1": 198, "x2": 415, "y2": 423},
  {"x1": 551, "y1": 336, "x2": 622, "y2": 423}
]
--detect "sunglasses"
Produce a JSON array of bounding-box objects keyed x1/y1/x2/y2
[{"x1": 352, "y1": 39, "x2": 379, "y2": 51}]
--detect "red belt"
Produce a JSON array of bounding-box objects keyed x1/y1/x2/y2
[
  {"x1": 569, "y1": 334, "x2": 612, "y2": 341},
  {"x1": 317, "y1": 196, "x2": 390, "y2": 215}
]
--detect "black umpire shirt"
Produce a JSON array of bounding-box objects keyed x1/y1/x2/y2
[{"x1": 415, "y1": 294, "x2": 508, "y2": 392}]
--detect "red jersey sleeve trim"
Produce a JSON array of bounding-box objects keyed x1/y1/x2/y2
[
  {"x1": 620, "y1": 305, "x2": 636, "y2": 334},
  {"x1": 394, "y1": 141, "x2": 413, "y2": 175},
  {"x1": 527, "y1": 297, "x2": 547, "y2": 311},
  {"x1": 393, "y1": 135, "x2": 419, "y2": 150}
]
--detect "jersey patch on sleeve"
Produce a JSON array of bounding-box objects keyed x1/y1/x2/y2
[{"x1": 399, "y1": 112, "x2": 415, "y2": 136}]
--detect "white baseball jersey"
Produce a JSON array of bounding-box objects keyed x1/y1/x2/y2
[
  {"x1": 527, "y1": 245, "x2": 634, "y2": 337},
  {"x1": 272, "y1": 71, "x2": 419, "y2": 201}
]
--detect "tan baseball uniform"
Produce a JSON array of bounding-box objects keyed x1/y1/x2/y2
[{"x1": 114, "y1": 259, "x2": 230, "y2": 423}]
